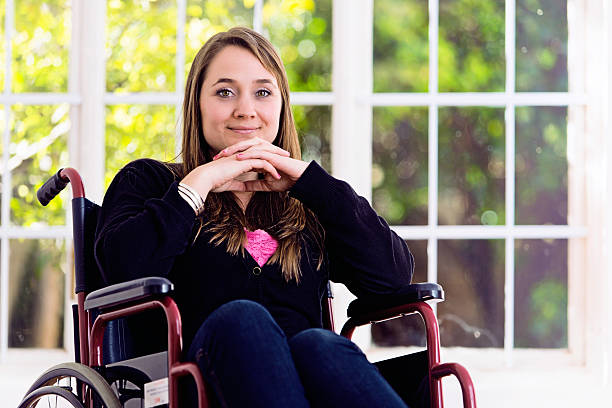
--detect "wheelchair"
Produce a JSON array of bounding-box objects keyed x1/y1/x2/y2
[{"x1": 18, "y1": 167, "x2": 477, "y2": 408}]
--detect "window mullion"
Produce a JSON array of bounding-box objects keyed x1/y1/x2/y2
[
  {"x1": 176, "y1": 0, "x2": 186, "y2": 157},
  {"x1": 0, "y1": 0, "x2": 15, "y2": 362},
  {"x1": 76, "y1": 0, "x2": 106, "y2": 204},
  {"x1": 428, "y1": 0, "x2": 439, "y2": 288},
  {"x1": 331, "y1": 0, "x2": 373, "y2": 350},
  {"x1": 504, "y1": 0, "x2": 517, "y2": 366},
  {"x1": 253, "y1": 0, "x2": 263, "y2": 33}
]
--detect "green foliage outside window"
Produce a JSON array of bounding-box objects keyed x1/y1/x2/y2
[
  {"x1": 3, "y1": 0, "x2": 570, "y2": 349},
  {"x1": 107, "y1": 0, "x2": 177, "y2": 92},
  {"x1": 264, "y1": 0, "x2": 331, "y2": 92},
  {"x1": 105, "y1": 105, "x2": 176, "y2": 187},
  {"x1": 12, "y1": 0, "x2": 70, "y2": 92}
]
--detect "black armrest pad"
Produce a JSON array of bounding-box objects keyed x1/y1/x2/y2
[
  {"x1": 347, "y1": 283, "x2": 444, "y2": 317},
  {"x1": 84, "y1": 277, "x2": 173, "y2": 311}
]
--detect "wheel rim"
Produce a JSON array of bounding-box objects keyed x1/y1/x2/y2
[{"x1": 18, "y1": 385, "x2": 85, "y2": 408}]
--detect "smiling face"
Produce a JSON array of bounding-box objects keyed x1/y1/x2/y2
[{"x1": 199, "y1": 45, "x2": 283, "y2": 155}]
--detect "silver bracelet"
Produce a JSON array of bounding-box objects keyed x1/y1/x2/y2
[{"x1": 178, "y1": 182, "x2": 205, "y2": 215}]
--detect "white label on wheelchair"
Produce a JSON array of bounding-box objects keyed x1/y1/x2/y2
[{"x1": 144, "y1": 377, "x2": 169, "y2": 407}]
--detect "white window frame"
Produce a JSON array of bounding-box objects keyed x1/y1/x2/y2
[{"x1": 0, "y1": 1, "x2": 610, "y2": 388}]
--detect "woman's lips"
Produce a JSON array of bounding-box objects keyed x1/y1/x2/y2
[{"x1": 228, "y1": 127, "x2": 259, "y2": 134}]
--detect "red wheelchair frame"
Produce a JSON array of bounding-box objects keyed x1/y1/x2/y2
[{"x1": 23, "y1": 167, "x2": 477, "y2": 408}]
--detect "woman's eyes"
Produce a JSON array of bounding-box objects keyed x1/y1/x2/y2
[
  {"x1": 215, "y1": 88, "x2": 271, "y2": 98},
  {"x1": 255, "y1": 89, "x2": 271, "y2": 97},
  {"x1": 216, "y1": 88, "x2": 233, "y2": 97}
]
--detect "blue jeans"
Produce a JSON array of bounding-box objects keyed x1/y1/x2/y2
[{"x1": 187, "y1": 299, "x2": 408, "y2": 408}]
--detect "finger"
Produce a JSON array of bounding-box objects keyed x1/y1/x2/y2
[
  {"x1": 210, "y1": 179, "x2": 247, "y2": 193},
  {"x1": 241, "y1": 158, "x2": 282, "y2": 180},
  {"x1": 214, "y1": 139, "x2": 289, "y2": 160},
  {"x1": 235, "y1": 151, "x2": 292, "y2": 177}
]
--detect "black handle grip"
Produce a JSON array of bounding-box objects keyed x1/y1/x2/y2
[{"x1": 37, "y1": 168, "x2": 69, "y2": 206}]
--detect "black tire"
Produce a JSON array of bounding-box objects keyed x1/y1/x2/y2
[
  {"x1": 18, "y1": 362, "x2": 121, "y2": 408},
  {"x1": 104, "y1": 364, "x2": 151, "y2": 405},
  {"x1": 18, "y1": 385, "x2": 85, "y2": 408}
]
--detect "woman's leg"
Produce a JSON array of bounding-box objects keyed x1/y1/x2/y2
[
  {"x1": 289, "y1": 328, "x2": 408, "y2": 408},
  {"x1": 187, "y1": 299, "x2": 310, "y2": 408}
]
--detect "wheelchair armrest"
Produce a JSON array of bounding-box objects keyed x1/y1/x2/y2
[
  {"x1": 347, "y1": 283, "x2": 444, "y2": 318},
  {"x1": 84, "y1": 277, "x2": 174, "y2": 311}
]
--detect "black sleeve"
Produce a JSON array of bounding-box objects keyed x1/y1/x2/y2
[
  {"x1": 94, "y1": 159, "x2": 197, "y2": 284},
  {"x1": 289, "y1": 161, "x2": 414, "y2": 297}
]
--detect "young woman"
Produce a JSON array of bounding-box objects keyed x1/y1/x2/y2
[{"x1": 95, "y1": 27, "x2": 414, "y2": 408}]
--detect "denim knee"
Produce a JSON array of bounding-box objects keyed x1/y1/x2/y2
[
  {"x1": 289, "y1": 328, "x2": 361, "y2": 360},
  {"x1": 203, "y1": 300, "x2": 281, "y2": 339}
]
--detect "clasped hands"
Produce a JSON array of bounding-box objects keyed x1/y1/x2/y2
[{"x1": 180, "y1": 137, "x2": 309, "y2": 198}]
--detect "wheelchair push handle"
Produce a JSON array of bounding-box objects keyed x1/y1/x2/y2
[{"x1": 37, "y1": 167, "x2": 85, "y2": 206}]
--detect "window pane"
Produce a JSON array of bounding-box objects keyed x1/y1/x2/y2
[
  {"x1": 185, "y1": 0, "x2": 253, "y2": 76},
  {"x1": 516, "y1": 106, "x2": 567, "y2": 224},
  {"x1": 264, "y1": 0, "x2": 332, "y2": 92},
  {"x1": 373, "y1": 107, "x2": 428, "y2": 225},
  {"x1": 11, "y1": 104, "x2": 69, "y2": 226},
  {"x1": 438, "y1": 239, "x2": 505, "y2": 347},
  {"x1": 372, "y1": 240, "x2": 428, "y2": 347},
  {"x1": 12, "y1": 0, "x2": 70, "y2": 92},
  {"x1": 107, "y1": 0, "x2": 177, "y2": 92},
  {"x1": 516, "y1": 0, "x2": 568, "y2": 91},
  {"x1": 438, "y1": 107, "x2": 505, "y2": 225},
  {"x1": 105, "y1": 105, "x2": 176, "y2": 187},
  {"x1": 439, "y1": 0, "x2": 505, "y2": 92},
  {"x1": 9, "y1": 239, "x2": 66, "y2": 348},
  {"x1": 292, "y1": 105, "x2": 330, "y2": 171},
  {"x1": 373, "y1": 0, "x2": 428, "y2": 92},
  {"x1": 515, "y1": 239, "x2": 567, "y2": 348}
]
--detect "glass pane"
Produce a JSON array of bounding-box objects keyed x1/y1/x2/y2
[
  {"x1": 10, "y1": 104, "x2": 69, "y2": 226},
  {"x1": 12, "y1": 0, "x2": 71, "y2": 92},
  {"x1": 438, "y1": 239, "x2": 505, "y2": 347},
  {"x1": 515, "y1": 239, "x2": 567, "y2": 348},
  {"x1": 516, "y1": 0, "x2": 568, "y2": 92},
  {"x1": 373, "y1": 107, "x2": 428, "y2": 225},
  {"x1": 439, "y1": 0, "x2": 505, "y2": 92},
  {"x1": 107, "y1": 0, "x2": 177, "y2": 92},
  {"x1": 105, "y1": 105, "x2": 176, "y2": 187},
  {"x1": 264, "y1": 0, "x2": 332, "y2": 92},
  {"x1": 373, "y1": 0, "x2": 428, "y2": 92},
  {"x1": 438, "y1": 107, "x2": 505, "y2": 225},
  {"x1": 292, "y1": 105, "x2": 330, "y2": 172},
  {"x1": 185, "y1": 0, "x2": 253, "y2": 76},
  {"x1": 372, "y1": 239, "x2": 428, "y2": 347},
  {"x1": 9, "y1": 238, "x2": 66, "y2": 348},
  {"x1": 516, "y1": 108, "x2": 567, "y2": 224}
]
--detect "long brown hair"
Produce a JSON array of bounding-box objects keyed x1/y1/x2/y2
[{"x1": 178, "y1": 27, "x2": 323, "y2": 282}]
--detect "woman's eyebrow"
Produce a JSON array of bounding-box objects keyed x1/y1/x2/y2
[{"x1": 211, "y1": 78, "x2": 276, "y2": 86}]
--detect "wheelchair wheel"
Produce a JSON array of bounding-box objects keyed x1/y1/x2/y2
[
  {"x1": 18, "y1": 362, "x2": 121, "y2": 408},
  {"x1": 104, "y1": 365, "x2": 151, "y2": 406},
  {"x1": 18, "y1": 386, "x2": 85, "y2": 408}
]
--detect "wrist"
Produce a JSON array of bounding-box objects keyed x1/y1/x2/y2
[{"x1": 178, "y1": 182, "x2": 206, "y2": 215}]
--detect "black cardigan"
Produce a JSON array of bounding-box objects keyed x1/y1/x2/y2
[{"x1": 94, "y1": 158, "x2": 414, "y2": 347}]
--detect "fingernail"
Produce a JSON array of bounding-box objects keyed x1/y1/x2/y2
[
  {"x1": 276, "y1": 174, "x2": 281, "y2": 179},
  {"x1": 236, "y1": 153, "x2": 243, "y2": 159}
]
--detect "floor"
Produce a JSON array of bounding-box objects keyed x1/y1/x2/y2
[{"x1": 4, "y1": 347, "x2": 612, "y2": 407}]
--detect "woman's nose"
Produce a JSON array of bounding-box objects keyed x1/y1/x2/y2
[{"x1": 233, "y1": 96, "x2": 256, "y2": 118}]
